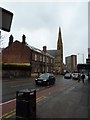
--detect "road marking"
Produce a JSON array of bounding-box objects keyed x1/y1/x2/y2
[
  {"x1": 0, "y1": 99, "x2": 16, "y2": 106},
  {"x1": 0, "y1": 96, "x2": 47, "y2": 119},
  {"x1": 0, "y1": 109, "x2": 16, "y2": 119},
  {"x1": 36, "y1": 96, "x2": 47, "y2": 103},
  {"x1": 5, "y1": 112, "x2": 16, "y2": 118}
]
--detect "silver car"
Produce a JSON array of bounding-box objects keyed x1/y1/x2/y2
[{"x1": 72, "y1": 73, "x2": 79, "y2": 80}]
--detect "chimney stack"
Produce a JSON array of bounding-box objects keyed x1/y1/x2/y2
[
  {"x1": 43, "y1": 46, "x2": 47, "y2": 53},
  {"x1": 22, "y1": 34, "x2": 26, "y2": 44},
  {"x1": 8, "y1": 35, "x2": 13, "y2": 46}
]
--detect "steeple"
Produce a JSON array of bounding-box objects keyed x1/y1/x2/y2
[
  {"x1": 57, "y1": 27, "x2": 62, "y2": 50},
  {"x1": 57, "y1": 27, "x2": 63, "y2": 74}
]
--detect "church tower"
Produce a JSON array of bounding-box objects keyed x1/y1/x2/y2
[
  {"x1": 57, "y1": 27, "x2": 63, "y2": 50},
  {"x1": 55, "y1": 27, "x2": 63, "y2": 74},
  {"x1": 47, "y1": 27, "x2": 63, "y2": 74},
  {"x1": 57, "y1": 27, "x2": 63, "y2": 62}
]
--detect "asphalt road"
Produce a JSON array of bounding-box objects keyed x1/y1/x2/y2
[
  {"x1": 2, "y1": 77, "x2": 36, "y2": 102},
  {"x1": 2, "y1": 75, "x2": 64, "y2": 102},
  {"x1": 1, "y1": 75, "x2": 89, "y2": 119}
]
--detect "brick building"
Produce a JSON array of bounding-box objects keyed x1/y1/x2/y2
[
  {"x1": 86, "y1": 48, "x2": 90, "y2": 63},
  {"x1": 2, "y1": 34, "x2": 54, "y2": 77},
  {"x1": 65, "y1": 55, "x2": 77, "y2": 72}
]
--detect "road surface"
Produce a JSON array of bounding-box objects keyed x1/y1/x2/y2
[{"x1": 1, "y1": 75, "x2": 89, "y2": 119}]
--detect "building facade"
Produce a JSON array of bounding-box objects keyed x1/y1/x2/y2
[
  {"x1": 47, "y1": 27, "x2": 63, "y2": 74},
  {"x1": 86, "y1": 48, "x2": 90, "y2": 63},
  {"x1": 65, "y1": 55, "x2": 77, "y2": 72},
  {"x1": 2, "y1": 34, "x2": 54, "y2": 77}
]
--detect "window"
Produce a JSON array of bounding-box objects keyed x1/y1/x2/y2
[
  {"x1": 35, "y1": 67, "x2": 37, "y2": 72},
  {"x1": 40, "y1": 55, "x2": 42, "y2": 61},
  {"x1": 47, "y1": 66, "x2": 48, "y2": 72},
  {"x1": 51, "y1": 59, "x2": 53, "y2": 63},
  {"x1": 43, "y1": 66, "x2": 45, "y2": 72},
  {"x1": 35, "y1": 54, "x2": 37, "y2": 61},
  {"x1": 51, "y1": 67, "x2": 53, "y2": 72},
  {"x1": 43, "y1": 56, "x2": 45, "y2": 62},
  {"x1": 47, "y1": 57, "x2": 49, "y2": 63}
]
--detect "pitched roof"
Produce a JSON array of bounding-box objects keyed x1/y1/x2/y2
[
  {"x1": 47, "y1": 50, "x2": 57, "y2": 57},
  {"x1": 27, "y1": 44, "x2": 54, "y2": 58},
  {"x1": 26, "y1": 44, "x2": 42, "y2": 54}
]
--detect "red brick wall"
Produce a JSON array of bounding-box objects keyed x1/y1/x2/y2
[
  {"x1": 2, "y1": 40, "x2": 55, "y2": 77},
  {"x1": 2, "y1": 41, "x2": 31, "y2": 64}
]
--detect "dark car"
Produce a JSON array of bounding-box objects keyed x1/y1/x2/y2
[
  {"x1": 64, "y1": 73, "x2": 72, "y2": 79},
  {"x1": 35, "y1": 73, "x2": 55, "y2": 86}
]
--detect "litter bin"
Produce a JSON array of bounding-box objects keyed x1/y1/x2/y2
[{"x1": 16, "y1": 89, "x2": 36, "y2": 120}]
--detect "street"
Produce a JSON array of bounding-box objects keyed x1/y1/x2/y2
[
  {"x1": 1, "y1": 75, "x2": 89, "y2": 119},
  {"x1": 2, "y1": 75, "x2": 64, "y2": 102}
]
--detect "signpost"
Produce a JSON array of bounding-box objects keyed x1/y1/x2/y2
[
  {"x1": 0, "y1": 7, "x2": 13, "y2": 119},
  {"x1": 0, "y1": 7, "x2": 13, "y2": 32}
]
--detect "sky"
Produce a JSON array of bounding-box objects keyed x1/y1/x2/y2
[{"x1": 0, "y1": 0, "x2": 89, "y2": 64}]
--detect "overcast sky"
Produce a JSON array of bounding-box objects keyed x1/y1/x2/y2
[{"x1": 0, "y1": 1, "x2": 89, "y2": 64}]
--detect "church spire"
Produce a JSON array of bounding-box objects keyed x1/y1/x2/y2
[{"x1": 57, "y1": 27, "x2": 62, "y2": 50}]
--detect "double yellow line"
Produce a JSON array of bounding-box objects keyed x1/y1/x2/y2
[
  {"x1": 0, "y1": 109, "x2": 16, "y2": 119},
  {"x1": 36, "y1": 96, "x2": 47, "y2": 104},
  {"x1": 0, "y1": 95, "x2": 47, "y2": 119}
]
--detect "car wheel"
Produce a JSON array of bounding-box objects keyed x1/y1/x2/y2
[
  {"x1": 53, "y1": 81, "x2": 55, "y2": 84},
  {"x1": 35, "y1": 82, "x2": 38, "y2": 86},
  {"x1": 47, "y1": 81, "x2": 50, "y2": 86}
]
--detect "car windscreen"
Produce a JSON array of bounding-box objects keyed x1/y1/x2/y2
[
  {"x1": 73, "y1": 73, "x2": 78, "y2": 76},
  {"x1": 39, "y1": 73, "x2": 49, "y2": 79},
  {"x1": 65, "y1": 73, "x2": 70, "y2": 76}
]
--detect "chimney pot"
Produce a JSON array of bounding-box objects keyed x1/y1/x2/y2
[
  {"x1": 22, "y1": 34, "x2": 26, "y2": 44},
  {"x1": 8, "y1": 34, "x2": 13, "y2": 46},
  {"x1": 43, "y1": 46, "x2": 47, "y2": 53}
]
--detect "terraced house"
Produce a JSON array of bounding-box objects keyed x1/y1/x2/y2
[
  {"x1": 2, "y1": 27, "x2": 64, "y2": 78},
  {"x1": 2, "y1": 34, "x2": 54, "y2": 78}
]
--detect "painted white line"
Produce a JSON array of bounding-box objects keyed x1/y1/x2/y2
[
  {"x1": 0, "y1": 99, "x2": 16, "y2": 106},
  {"x1": 0, "y1": 95, "x2": 47, "y2": 105}
]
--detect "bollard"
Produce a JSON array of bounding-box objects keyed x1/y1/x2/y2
[{"x1": 16, "y1": 89, "x2": 36, "y2": 120}]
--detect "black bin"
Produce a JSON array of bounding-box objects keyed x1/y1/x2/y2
[{"x1": 16, "y1": 89, "x2": 36, "y2": 120}]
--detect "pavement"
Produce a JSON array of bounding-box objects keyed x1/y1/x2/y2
[{"x1": 36, "y1": 79, "x2": 90, "y2": 119}]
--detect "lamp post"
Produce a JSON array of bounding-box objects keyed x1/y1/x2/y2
[{"x1": 77, "y1": 53, "x2": 84, "y2": 64}]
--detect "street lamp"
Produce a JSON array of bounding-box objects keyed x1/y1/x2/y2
[{"x1": 77, "y1": 53, "x2": 84, "y2": 64}]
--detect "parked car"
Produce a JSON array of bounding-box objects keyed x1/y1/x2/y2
[
  {"x1": 64, "y1": 73, "x2": 72, "y2": 79},
  {"x1": 72, "y1": 73, "x2": 79, "y2": 80},
  {"x1": 35, "y1": 73, "x2": 55, "y2": 86}
]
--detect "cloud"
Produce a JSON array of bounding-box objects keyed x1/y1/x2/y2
[{"x1": 0, "y1": 1, "x2": 88, "y2": 64}]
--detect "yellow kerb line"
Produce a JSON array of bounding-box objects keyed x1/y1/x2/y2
[
  {"x1": 0, "y1": 96, "x2": 47, "y2": 119},
  {"x1": 36, "y1": 96, "x2": 47, "y2": 103},
  {"x1": 5, "y1": 112, "x2": 16, "y2": 118},
  {"x1": 0, "y1": 109, "x2": 16, "y2": 119}
]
